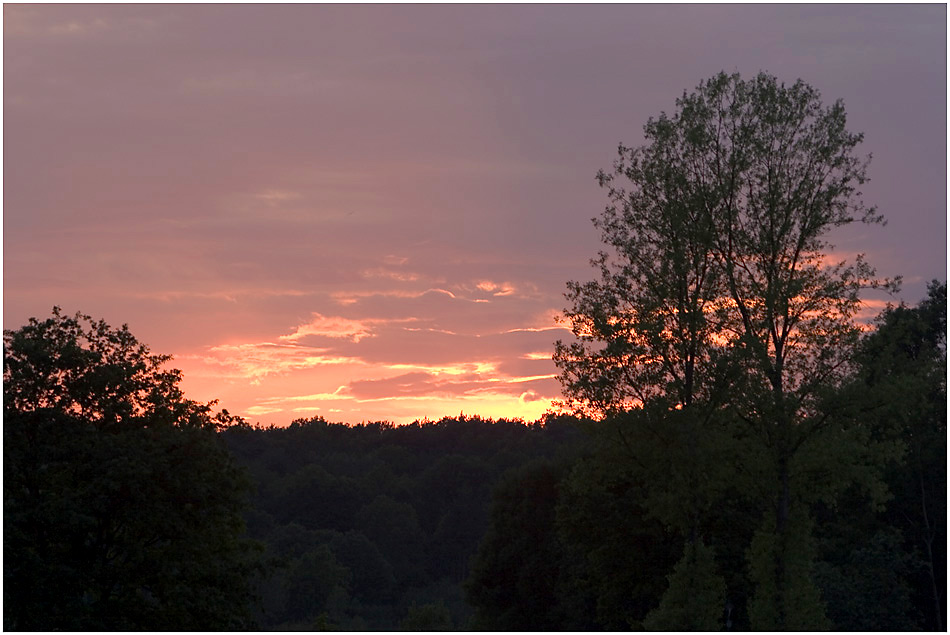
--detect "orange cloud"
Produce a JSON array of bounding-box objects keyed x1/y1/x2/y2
[
  {"x1": 185, "y1": 342, "x2": 361, "y2": 381},
  {"x1": 331, "y1": 288, "x2": 457, "y2": 305},
  {"x1": 383, "y1": 361, "x2": 497, "y2": 375},
  {"x1": 279, "y1": 313, "x2": 376, "y2": 342},
  {"x1": 507, "y1": 373, "x2": 558, "y2": 383},
  {"x1": 519, "y1": 390, "x2": 546, "y2": 404},
  {"x1": 475, "y1": 280, "x2": 516, "y2": 296},
  {"x1": 522, "y1": 351, "x2": 552, "y2": 360}
]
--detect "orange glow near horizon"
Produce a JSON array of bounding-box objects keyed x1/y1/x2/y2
[
  {"x1": 4, "y1": 5, "x2": 941, "y2": 428},
  {"x1": 174, "y1": 354, "x2": 560, "y2": 425},
  {"x1": 176, "y1": 286, "x2": 903, "y2": 427},
  {"x1": 165, "y1": 303, "x2": 570, "y2": 426}
]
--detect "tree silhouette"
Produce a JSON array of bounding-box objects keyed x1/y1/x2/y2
[
  {"x1": 555, "y1": 71, "x2": 897, "y2": 629},
  {"x1": 4, "y1": 308, "x2": 260, "y2": 630},
  {"x1": 856, "y1": 281, "x2": 947, "y2": 629}
]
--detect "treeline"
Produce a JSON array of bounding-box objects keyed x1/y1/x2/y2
[
  {"x1": 6, "y1": 70, "x2": 945, "y2": 631},
  {"x1": 540, "y1": 71, "x2": 945, "y2": 631},
  {"x1": 467, "y1": 285, "x2": 946, "y2": 630},
  {"x1": 220, "y1": 284, "x2": 946, "y2": 631},
  {"x1": 3, "y1": 287, "x2": 945, "y2": 631},
  {"x1": 5, "y1": 285, "x2": 946, "y2": 631},
  {"x1": 220, "y1": 414, "x2": 588, "y2": 630}
]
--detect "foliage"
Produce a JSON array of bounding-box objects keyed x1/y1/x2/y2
[
  {"x1": 852, "y1": 281, "x2": 947, "y2": 630},
  {"x1": 555, "y1": 433, "x2": 680, "y2": 630},
  {"x1": 746, "y1": 506, "x2": 829, "y2": 630},
  {"x1": 465, "y1": 459, "x2": 595, "y2": 631},
  {"x1": 3, "y1": 308, "x2": 260, "y2": 630},
  {"x1": 9, "y1": 309, "x2": 933, "y2": 633},
  {"x1": 399, "y1": 601, "x2": 454, "y2": 631},
  {"x1": 5, "y1": 71, "x2": 944, "y2": 632},
  {"x1": 222, "y1": 414, "x2": 588, "y2": 630},
  {"x1": 642, "y1": 539, "x2": 727, "y2": 631},
  {"x1": 554, "y1": 70, "x2": 903, "y2": 629},
  {"x1": 814, "y1": 527, "x2": 921, "y2": 631}
]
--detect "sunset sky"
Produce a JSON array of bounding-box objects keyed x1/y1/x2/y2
[{"x1": 4, "y1": 4, "x2": 946, "y2": 426}]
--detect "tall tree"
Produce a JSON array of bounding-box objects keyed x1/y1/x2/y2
[
  {"x1": 691, "y1": 73, "x2": 896, "y2": 630},
  {"x1": 553, "y1": 71, "x2": 743, "y2": 627},
  {"x1": 555, "y1": 72, "x2": 895, "y2": 629},
  {"x1": 4, "y1": 308, "x2": 261, "y2": 630}
]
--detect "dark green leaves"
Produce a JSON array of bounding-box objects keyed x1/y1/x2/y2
[{"x1": 3, "y1": 309, "x2": 261, "y2": 630}]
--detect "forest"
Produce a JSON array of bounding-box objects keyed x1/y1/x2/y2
[
  {"x1": 3, "y1": 284, "x2": 946, "y2": 630},
  {"x1": 4, "y1": 72, "x2": 947, "y2": 631}
]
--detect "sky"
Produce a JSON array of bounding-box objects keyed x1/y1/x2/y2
[{"x1": 4, "y1": 4, "x2": 946, "y2": 426}]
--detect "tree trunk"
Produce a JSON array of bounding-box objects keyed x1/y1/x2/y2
[{"x1": 920, "y1": 473, "x2": 943, "y2": 631}]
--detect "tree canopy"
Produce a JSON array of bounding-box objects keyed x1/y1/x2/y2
[
  {"x1": 852, "y1": 281, "x2": 947, "y2": 629},
  {"x1": 554, "y1": 71, "x2": 902, "y2": 629},
  {"x1": 4, "y1": 72, "x2": 943, "y2": 633},
  {"x1": 4, "y1": 308, "x2": 260, "y2": 630}
]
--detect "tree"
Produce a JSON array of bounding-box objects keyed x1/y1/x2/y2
[
  {"x1": 465, "y1": 460, "x2": 596, "y2": 630},
  {"x1": 555, "y1": 72, "x2": 895, "y2": 629},
  {"x1": 355, "y1": 495, "x2": 427, "y2": 586},
  {"x1": 642, "y1": 539, "x2": 727, "y2": 631},
  {"x1": 4, "y1": 308, "x2": 261, "y2": 630},
  {"x1": 555, "y1": 432, "x2": 682, "y2": 630},
  {"x1": 399, "y1": 601, "x2": 454, "y2": 631},
  {"x1": 855, "y1": 281, "x2": 947, "y2": 629}
]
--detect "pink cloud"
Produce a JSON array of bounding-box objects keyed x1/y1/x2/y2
[
  {"x1": 5, "y1": 4, "x2": 941, "y2": 427},
  {"x1": 279, "y1": 313, "x2": 376, "y2": 343},
  {"x1": 185, "y1": 342, "x2": 361, "y2": 381}
]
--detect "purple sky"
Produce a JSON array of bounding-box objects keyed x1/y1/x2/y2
[{"x1": 4, "y1": 4, "x2": 946, "y2": 425}]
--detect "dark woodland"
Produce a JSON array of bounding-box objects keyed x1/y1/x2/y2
[
  {"x1": 4, "y1": 72, "x2": 947, "y2": 631},
  {"x1": 4, "y1": 285, "x2": 946, "y2": 630}
]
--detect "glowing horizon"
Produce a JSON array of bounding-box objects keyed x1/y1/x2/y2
[
  {"x1": 4, "y1": 5, "x2": 945, "y2": 426},
  {"x1": 170, "y1": 298, "x2": 570, "y2": 425}
]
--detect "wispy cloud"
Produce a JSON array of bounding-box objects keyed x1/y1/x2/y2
[
  {"x1": 331, "y1": 288, "x2": 458, "y2": 306},
  {"x1": 186, "y1": 342, "x2": 361, "y2": 381},
  {"x1": 133, "y1": 288, "x2": 315, "y2": 303},
  {"x1": 361, "y1": 267, "x2": 421, "y2": 282},
  {"x1": 475, "y1": 279, "x2": 516, "y2": 296},
  {"x1": 173, "y1": 311, "x2": 566, "y2": 423},
  {"x1": 274, "y1": 386, "x2": 353, "y2": 402},
  {"x1": 6, "y1": 4, "x2": 940, "y2": 426},
  {"x1": 522, "y1": 351, "x2": 552, "y2": 360},
  {"x1": 279, "y1": 313, "x2": 376, "y2": 343},
  {"x1": 382, "y1": 361, "x2": 498, "y2": 376}
]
